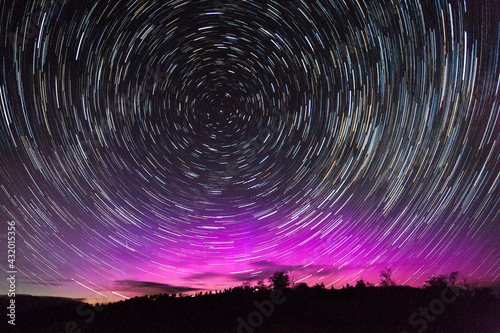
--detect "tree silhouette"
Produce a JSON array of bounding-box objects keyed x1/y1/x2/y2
[
  {"x1": 242, "y1": 280, "x2": 253, "y2": 291},
  {"x1": 312, "y1": 282, "x2": 326, "y2": 291},
  {"x1": 269, "y1": 271, "x2": 290, "y2": 290},
  {"x1": 256, "y1": 279, "x2": 268, "y2": 291},
  {"x1": 355, "y1": 279, "x2": 367, "y2": 288},
  {"x1": 380, "y1": 267, "x2": 395, "y2": 286},
  {"x1": 424, "y1": 271, "x2": 460, "y2": 289},
  {"x1": 449, "y1": 271, "x2": 459, "y2": 286}
]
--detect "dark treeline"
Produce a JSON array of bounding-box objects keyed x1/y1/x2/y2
[{"x1": 5, "y1": 270, "x2": 500, "y2": 333}]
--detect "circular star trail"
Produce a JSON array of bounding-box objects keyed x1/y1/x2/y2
[{"x1": 0, "y1": 0, "x2": 499, "y2": 301}]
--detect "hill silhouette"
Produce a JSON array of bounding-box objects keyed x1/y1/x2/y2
[{"x1": 6, "y1": 272, "x2": 500, "y2": 333}]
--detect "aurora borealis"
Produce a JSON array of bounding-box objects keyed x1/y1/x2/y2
[{"x1": 1, "y1": 0, "x2": 499, "y2": 304}]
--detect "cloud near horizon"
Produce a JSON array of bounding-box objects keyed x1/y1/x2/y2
[
  {"x1": 185, "y1": 260, "x2": 357, "y2": 285},
  {"x1": 115, "y1": 280, "x2": 199, "y2": 295}
]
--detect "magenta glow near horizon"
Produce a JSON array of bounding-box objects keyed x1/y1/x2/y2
[{"x1": 0, "y1": 0, "x2": 499, "y2": 303}]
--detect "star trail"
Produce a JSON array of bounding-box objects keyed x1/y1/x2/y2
[{"x1": 1, "y1": 0, "x2": 499, "y2": 303}]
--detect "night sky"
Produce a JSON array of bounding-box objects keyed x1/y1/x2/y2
[{"x1": 1, "y1": 0, "x2": 499, "y2": 304}]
